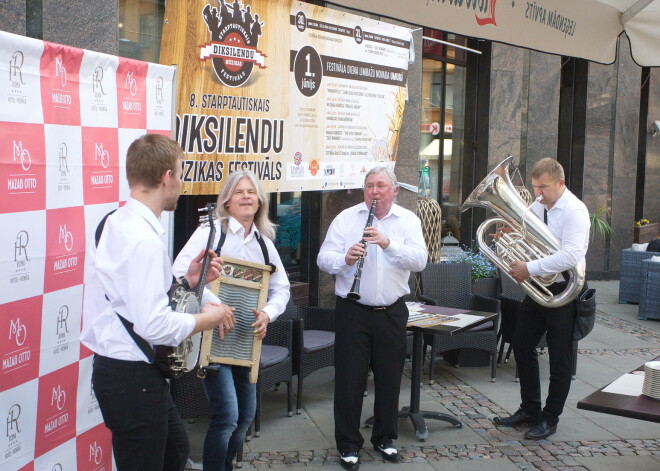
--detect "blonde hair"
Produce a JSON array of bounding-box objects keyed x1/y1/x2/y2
[
  {"x1": 215, "y1": 171, "x2": 276, "y2": 240},
  {"x1": 126, "y1": 134, "x2": 182, "y2": 188},
  {"x1": 531, "y1": 158, "x2": 565, "y2": 181}
]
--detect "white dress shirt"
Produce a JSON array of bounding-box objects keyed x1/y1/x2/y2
[
  {"x1": 525, "y1": 187, "x2": 590, "y2": 280},
  {"x1": 172, "y1": 216, "x2": 291, "y2": 321},
  {"x1": 317, "y1": 202, "x2": 427, "y2": 306},
  {"x1": 81, "y1": 198, "x2": 196, "y2": 362}
]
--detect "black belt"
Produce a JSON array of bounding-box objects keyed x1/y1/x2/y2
[{"x1": 340, "y1": 296, "x2": 404, "y2": 311}]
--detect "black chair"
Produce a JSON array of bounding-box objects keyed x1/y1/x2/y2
[
  {"x1": 496, "y1": 268, "x2": 579, "y2": 380},
  {"x1": 281, "y1": 305, "x2": 336, "y2": 414},
  {"x1": 251, "y1": 318, "x2": 294, "y2": 437},
  {"x1": 419, "y1": 262, "x2": 501, "y2": 383}
]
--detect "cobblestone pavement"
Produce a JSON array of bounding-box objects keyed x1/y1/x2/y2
[{"x1": 227, "y1": 310, "x2": 660, "y2": 469}]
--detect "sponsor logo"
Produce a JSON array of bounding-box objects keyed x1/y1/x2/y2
[
  {"x1": 8, "y1": 318, "x2": 27, "y2": 347},
  {"x1": 13, "y1": 140, "x2": 32, "y2": 171},
  {"x1": 14, "y1": 230, "x2": 30, "y2": 266},
  {"x1": 58, "y1": 225, "x2": 74, "y2": 252},
  {"x1": 59, "y1": 142, "x2": 70, "y2": 176},
  {"x1": 125, "y1": 70, "x2": 137, "y2": 97},
  {"x1": 293, "y1": 152, "x2": 302, "y2": 166},
  {"x1": 6, "y1": 403, "x2": 21, "y2": 440},
  {"x1": 92, "y1": 66, "x2": 106, "y2": 99},
  {"x1": 9, "y1": 51, "x2": 25, "y2": 89},
  {"x1": 199, "y1": 1, "x2": 267, "y2": 88},
  {"x1": 309, "y1": 159, "x2": 319, "y2": 176},
  {"x1": 155, "y1": 75, "x2": 164, "y2": 104},
  {"x1": 94, "y1": 143, "x2": 110, "y2": 169},
  {"x1": 323, "y1": 166, "x2": 335, "y2": 177},
  {"x1": 89, "y1": 441, "x2": 103, "y2": 466},
  {"x1": 51, "y1": 385, "x2": 66, "y2": 411},
  {"x1": 55, "y1": 57, "x2": 68, "y2": 88}
]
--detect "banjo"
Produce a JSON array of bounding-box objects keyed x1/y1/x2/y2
[{"x1": 156, "y1": 203, "x2": 217, "y2": 377}]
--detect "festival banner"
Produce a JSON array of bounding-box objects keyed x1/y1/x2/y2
[{"x1": 160, "y1": 0, "x2": 413, "y2": 194}]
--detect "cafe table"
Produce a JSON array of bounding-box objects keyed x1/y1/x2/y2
[{"x1": 365, "y1": 302, "x2": 498, "y2": 440}]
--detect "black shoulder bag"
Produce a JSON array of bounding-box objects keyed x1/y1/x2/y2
[{"x1": 573, "y1": 286, "x2": 596, "y2": 341}]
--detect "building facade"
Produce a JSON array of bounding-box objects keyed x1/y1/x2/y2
[{"x1": 3, "y1": 0, "x2": 658, "y2": 306}]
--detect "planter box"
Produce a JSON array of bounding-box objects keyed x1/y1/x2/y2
[
  {"x1": 633, "y1": 223, "x2": 659, "y2": 244},
  {"x1": 471, "y1": 277, "x2": 498, "y2": 298}
]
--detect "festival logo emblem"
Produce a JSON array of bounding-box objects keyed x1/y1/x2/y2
[{"x1": 199, "y1": 0, "x2": 267, "y2": 88}]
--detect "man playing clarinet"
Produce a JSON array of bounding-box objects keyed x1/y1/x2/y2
[{"x1": 317, "y1": 167, "x2": 427, "y2": 470}]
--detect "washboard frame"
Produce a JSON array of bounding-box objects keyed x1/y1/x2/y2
[{"x1": 199, "y1": 256, "x2": 273, "y2": 383}]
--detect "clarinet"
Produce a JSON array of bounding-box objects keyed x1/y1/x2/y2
[{"x1": 347, "y1": 199, "x2": 378, "y2": 300}]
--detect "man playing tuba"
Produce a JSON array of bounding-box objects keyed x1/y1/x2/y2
[{"x1": 492, "y1": 158, "x2": 590, "y2": 439}]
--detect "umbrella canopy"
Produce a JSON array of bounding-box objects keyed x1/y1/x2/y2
[{"x1": 327, "y1": 0, "x2": 660, "y2": 66}]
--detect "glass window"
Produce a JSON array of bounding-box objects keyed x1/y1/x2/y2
[
  {"x1": 419, "y1": 29, "x2": 468, "y2": 239},
  {"x1": 118, "y1": 0, "x2": 165, "y2": 62}
]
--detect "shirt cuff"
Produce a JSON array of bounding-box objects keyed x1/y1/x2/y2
[
  {"x1": 526, "y1": 260, "x2": 540, "y2": 277},
  {"x1": 384, "y1": 238, "x2": 400, "y2": 254}
]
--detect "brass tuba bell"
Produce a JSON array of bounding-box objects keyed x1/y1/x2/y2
[{"x1": 461, "y1": 156, "x2": 585, "y2": 308}]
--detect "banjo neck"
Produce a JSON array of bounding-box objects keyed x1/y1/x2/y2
[{"x1": 194, "y1": 203, "x2": 217, "y2": 304}]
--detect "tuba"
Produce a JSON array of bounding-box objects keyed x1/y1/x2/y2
[{"x1": 461, "y1": 156, "x2": 584, "y2": 308}]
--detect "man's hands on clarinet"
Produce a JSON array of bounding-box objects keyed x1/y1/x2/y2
[{"x1": 344, "y1": 227, "x2": 390, "y2": 266}]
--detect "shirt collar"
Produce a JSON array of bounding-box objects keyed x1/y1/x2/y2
[
  {"x1": 125, "y1": 198, "x2": 165, "y2": 237},
  {"x1": 549, "y1": 188, "x2": 571, "y2": 211},
  {"x1": 359, "y1": 201, "x2": 402, "y2": 220},
  {"x1": 227, "y1": 216, "x2": 257, "y2": 238}
]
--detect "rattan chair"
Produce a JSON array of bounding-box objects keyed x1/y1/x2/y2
[
  {"x1": 280, "y1": 305, "x2": 336, "y2": 414},
  {"x1": 251, "y1": 318, "x2": 294, "y2": 437},
  {"x1": 419, "y1": 263, "x2": 501, "y2": 383},
  {"x1": 619, "y1": 248, "x2": 656, "y2": 303},
  {"x1": 638, "y1": 259, "x2": 660, "y2": 320}
]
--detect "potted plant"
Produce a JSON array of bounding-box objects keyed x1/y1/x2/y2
[
  {"x1": 590, "y1": 205, "x2": 614, "y2": 240},
  {"x1": 448, "y1": 247, "x2": 498, "y2": 298},
  {"x1": 634, "y1": 218, "x2": 659, "y2": 244}
]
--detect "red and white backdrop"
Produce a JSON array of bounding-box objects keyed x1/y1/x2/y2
[{"x1": 0, "y1": 30, "x2": 176, "y2": 471}]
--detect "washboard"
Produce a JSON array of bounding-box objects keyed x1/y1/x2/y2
[{"x1": 199, "y1": 256, "x2": 273, "y2": 383}]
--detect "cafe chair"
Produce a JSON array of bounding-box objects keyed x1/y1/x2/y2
[
  {"x1": 496, "y1": 268, "x2": 579, "y2": 380},
  {"x1": 250, "y1": 318, "x2": 294, "y2": 438},
  {"x1": 279, "y1": 305, "x2": 336, "y2": 414},
  {"x1": 419, "y1": 262, "x2": 501, "y2": 383}
]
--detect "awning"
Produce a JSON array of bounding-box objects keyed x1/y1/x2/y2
[{"x1": 327, "y1": 0, "x2": 660, "y2": 66}]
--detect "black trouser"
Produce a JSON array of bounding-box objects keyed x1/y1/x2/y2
[
  {"x1": 92, "y1": 355, "x2": 189, "y2": 471},
  {"x1": 334, "y1": 296, "x2": 408, "y2": 453},
  {"x1": 513, "y1": 282, "x2": 581, "y2": 425}
]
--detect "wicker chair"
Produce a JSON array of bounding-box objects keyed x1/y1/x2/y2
[
  {"x1": 280, "y1": 305, "x2": 336, "y2": 414},
  {"x1": 638, "y1": 259, "x2": 660, "y2": 320},
  {"x1": 251, "y1": 318, "x2": 294, "y2": 437},
  {"x1": 419, "y1": 263, "x2": 501, "y2": 383},
  {"x1": 619, "y1": 248, "x2": 656, "y2": 303}
]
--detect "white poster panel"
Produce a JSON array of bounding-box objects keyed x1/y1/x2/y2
[
  {"x1": 0, "y1": 210, "x2": 47, "y2": 305},
  {"x1": 146, "y1": 63, "x2": 176, "y2": 132},
  {"x1": 75, "y1": 356, "x2": 103, "y2": 435},
  {"x1": 39, "y1": 285, "x2": 83, "y2": 377},
  {"x1": 0, "y1": 379, "x2": 39, "y2": 471},
  {"x1": 45, "y1": 124, "x2": 84, "y2": 209},
  {"x1": 0, "y1": 31, "x2": 45, "y2": 124},
  {"x1": 79, "y1": 52, "x2": 119, "y2": 128},
  {"x1": 34, "y1": 437, "x2": 77, "y2": 471}
]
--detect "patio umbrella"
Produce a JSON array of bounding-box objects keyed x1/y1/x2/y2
[{"x1": 327, "y1": 0, "x2": 660, "y2": 66}]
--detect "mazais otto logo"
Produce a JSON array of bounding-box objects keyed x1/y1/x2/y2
[
  {"x1": 309, "y1": 158, "x2": 320, "y2": 177},
  {"x1": 45, "y1": 206, "x2": 85, "y2": 293},
  {"x1": 1, "y1": 297, "x2": 42, "y2": 392},
  {"x1": 76, "y1": 424, "x2": 113, "y2": 471},
  {"x1": 199, "y1": 0, "x2": 267, "y2": 88},
  {"x1": 40, "y1": 43, "x2": 83, "y2": 125},
  {"x1": 36, "y1": 363, "x2": 78, "y2": 457}
]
